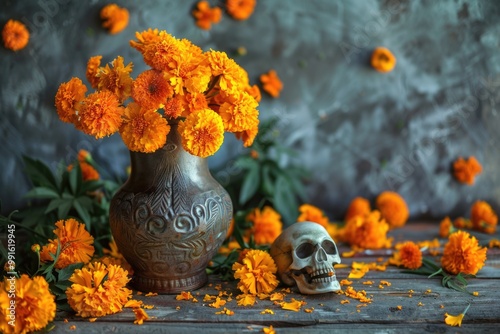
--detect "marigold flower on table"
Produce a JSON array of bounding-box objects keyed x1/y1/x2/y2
[
  {"x1": 371, "y1": 47, "x2": 396, "y2": 73},
  {"x1": 232, "y1": 249, "x2": 279, "y2": 295},
  {"x1": 441, "y1": 230, "x2": 487, "y2": 275},
  {"x1": 2, "y1": 19, "x2": 29, "y2": 51},
  {"x1": 470, "y1": 200, "x2": 498, "y2": 234},
  {"x1": 297, "y1": 204, "x2": 330, "y2": 228},
  {"x1": 390, "y1": 241, "x2": 422, "y2": 270},
  {"x1": 100, "y1": 3, "x2": 129, "y2": 34},
  {"x1": 342, "y1": 210, "x2": 391, "y2": 249},
  {"x1": 66, "y1": 262, "x2": 132, "y2": 317},
  {"x1": 439, "y1": 216, "x2": 456, "y2": 238},
  {"x1": 40, "y1": 218, "x2": 95, "y2": 269},
  {"x1": 133, "y1": 308, "x2": 149, "y2": 325},
  {"x1": 246, "y1": 206, "x2": 283, "y2": 245},
  {"x1": 260, "y1": 69, "x2": 283, "y2": 98},
  {"x1": 453, "y1": 156, "x2": 482, "y2": 185},
  {"x1": 453, "y1": 217, "x2": 472, "y2": 229},
  {"x1": 345, "y1": 197, "x2": 371, "y2": 221},
  {"x1": 375, "y1": 191, "x2": 409, "y2": 229},
  {"x1": 226, "y1": 0, "x2": 257, "y2": 21},
  {"x1": 192, "y1": 1, "x2": 222, "y2": 30},
  {"x1": 0, "y1": 275, "x2": 56, "y2": 334}
]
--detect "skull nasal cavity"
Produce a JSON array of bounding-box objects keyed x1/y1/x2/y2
[{"x1": 316, "y1": 247, "x2": 327, "y2": 261}]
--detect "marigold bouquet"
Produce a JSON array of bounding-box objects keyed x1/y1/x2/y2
[{"x1": 55, "y1": 28, "x2": 260, "y2": 158}]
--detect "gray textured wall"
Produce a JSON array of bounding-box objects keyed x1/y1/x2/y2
[{"x1": 1, "y1": 0, "x2": 499, "y2": 220}]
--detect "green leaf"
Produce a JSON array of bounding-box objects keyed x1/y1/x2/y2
[
  {"x1": 57, "y1": 262, "x2": 84, "y2": 281},
  {"x1": 81, "y1": 180, "x2": 104, "y2": 193},
  {"x1": 24, "y1": 187, "x2": 60, "y2": 199},
  {"x1": 45, "y1": 199, "x2": 67, "y2": 214},
  {"x1": 273, "y1": 176, "x2": 298, "y2": 225},
  {"x1": 23, "y1": 156, "x2": 58, "y2": 190},
  {"x1": 239, "y1": 164, "x2": 260, "y2": 205},
  {"x1": 68, "y1": 162, "x2": 82, "y2": 195},
  {"x1": 73, "y1": 200, "x2": 91, "y2": 228},
  {"x1": 261, "y1": 164, "x2": 275, "y2": 196},
  {"x1": 57, "y1": 199, "x2": 73, "y2": 219}
]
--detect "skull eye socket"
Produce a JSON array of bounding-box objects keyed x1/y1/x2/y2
[
  {"x1": 322, "y1": 240, "x2": 338, "y2": 255},
  {"x1": 296, "y1": 242, "x2": 315, "y2": 259}
]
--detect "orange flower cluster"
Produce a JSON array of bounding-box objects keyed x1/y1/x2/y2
[
  {"x1": 232, "y1": 249, "x2": 279, "y2": 295},
  {"x1": 2, "y1": 19, "x2": 29, "y2": 51},
  {"x1": 40, "y1": 219, "x2": 95, "y2": 269},
  {"x1": 453, "y1": 156, "x2": 482, "y2": 185},
  {"x1": 260, "y1": 70, "x2": 283, "y2": 98},
  {"x1": 371, "y1": 47, "x2": 396, "y2": 73},
  {"x1": 391, "y1": 241, "x2": 422, "y2": 270},
  {"x1": 439, "y1": 217, "x2": 455, "y2": 238},
  {"x1": 193, "y1": 1, "x2": 222, "y2": 30},
  {"x1": 345, "y1": 197, "x2": 371, "y2": 221},
  {"x1": 470, "y1": 200, "x2": 497, "y2": 234},
  {"x1": 0, "y1": 275, "x2": 56, "y2": 334},
  {"x1": 342, "y1": 211, "x2": 391, "y2": 249},
  {"x1": 441, "y1": 231, "x2": 487, "y2": 275},
  {"x1": 55, "y1": 29, "x2": 259, "y2": 157},
  {"x1": 67, "y1": 150, "x2": 100, "y2": 181},
  {"x1": 376, "y1": 191, "x2": 409, "y2": 229},
  {"x1": 246, "y1": 206, "x2": 283, "y2": 245},
  {"x1": 66, "y1": 262, "x2": 132, "y2": 317},
  {"x1": 100, "y1": 4, "x2": 129, "y2": 34},
  {"x1": 226, "y1": 0, "x2": 257, "y2": 21},
  {"x1": 297, "y1": 204, "x2": 329, "y2": 228}
]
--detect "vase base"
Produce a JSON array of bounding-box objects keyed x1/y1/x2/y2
[{"x1": 131, "y1": 271, "x2": 208, "y2": 294}]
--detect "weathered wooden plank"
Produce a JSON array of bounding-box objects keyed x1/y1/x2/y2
[{"x1": 49, "y1": 221, "x2": 500, "y2": 333}]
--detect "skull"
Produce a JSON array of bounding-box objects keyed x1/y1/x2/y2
[{"x1": 270, "y1": 222, "x2": 341, "y2": 294}]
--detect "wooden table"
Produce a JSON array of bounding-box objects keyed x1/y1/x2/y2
[{"x1": 52, "y1": 222, "x2": 500, "y2": 333}]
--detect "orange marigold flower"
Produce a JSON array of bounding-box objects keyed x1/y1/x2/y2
[
  {"x1": 260, "y1": 70, "x2": 283, "y2": 98},
  {"x1": 178, "y1": 108, "x2": 225, "y2": 158},
  {"x1": 342, "y1": 211, "x2": 391, "y2": 249},
  {"x1": 40, "y1": 218, "x2": 95, "y2": 269},
  {"x1": 398, "y1": 241, "x2": 422, "y2": 269},
  {"x1": 234, "y1": 124, "x2": 259, "y2": 147},
  {"x1": 184, "y1": 92, "x2": 209, "y2": 113},
  {"x1": 204, "y1": 50, "x2": 249, "y2": 94},
  {"x1": 470, "y1": 200, "x2": 498, "y2": 234},
  {"x1": 439, "y1": 217, "x2": 456, "y2": 238},
  {"x1": 345, "y1": 197, "x2": 371, "y2": 221},
  {"x1": 245, "y1": 84, "x2": 261, "y2": 103},
  {"x1": 297, "y1": 204, "x2": 329, "y2": 228},
  {"x1": 132, "y1": 69, "x2": 174, "y2": 111},
  {"x1": 86, "y1": 55, "x2": 102, "y2": 89},
  {"x1": 453, "y1": 156, "x2": 482, "y2": 185},
  {"x1": 232, "y1": 249, "x2": 279, "y2": 295},
  {"x1": 453, "y1": 217, "x2": 472, "y2": 229},
  {"x1": 226, "y1": 0, "x2": 256, "y2": 21},
  {"x1": 441, "y1": 230, "x2": 487, "y2": 275},
  {"x1": 100, "y1": 4, "x2": 129, "y2": 34},
  {"x1": 164, "y1": 96, "x2": 185, "y2": 119},
  {"x1": 96, "y1": 56, "x2": 133, "y2": 102},
  {"x1": 66, "y1": 262, "x2": 132, "y2": 317},
  {"x1": 77, "y1": 149, "x2": 91, "y2": 162},
  {"x1": 371, "y1": 47, "x2": 396, "y2": 73},
  {"x1": 120, "y1": 102, "x2": 170, "y2": 153},
  {"x1": 192, "y1": 1, "x2": 222, "y2": 30},
  {"x1": 55, "y1": 77, "x2": 88, "y2": 124},
  {"x1": 246, "y1": 206, "x2": 283, "y2": 245},
  {"x1": 0, "y1": 275, "x2": 56, "y2": 334},
  {"x1": 375, "y1": 191, "x2": 409, "y2": 229},
  {"x1": 67, "y1": 161, "x2": 100, "y2": 181},
  {"x1": 78, "y1": 90, "x2": 124, "y2": 139},
  {"x1": 2, "y1": 19, "x2": 29, "y2": 51}
]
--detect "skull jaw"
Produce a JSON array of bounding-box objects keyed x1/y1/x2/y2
[{"x1": 291, "y1": 272, "x2": 341, "y2": 295}]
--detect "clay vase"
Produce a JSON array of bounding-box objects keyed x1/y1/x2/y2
[{"x1": 109, "y1": 124, "x2": 233, "y2": 294}]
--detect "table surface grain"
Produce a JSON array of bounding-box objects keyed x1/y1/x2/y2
[{"x1": 52, "y1": 222, "x2": 500, "y2": 334}]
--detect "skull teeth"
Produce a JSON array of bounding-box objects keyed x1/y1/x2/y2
[{"x1": 310, "y1": 268, "x2": 335, "y2": 282}]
